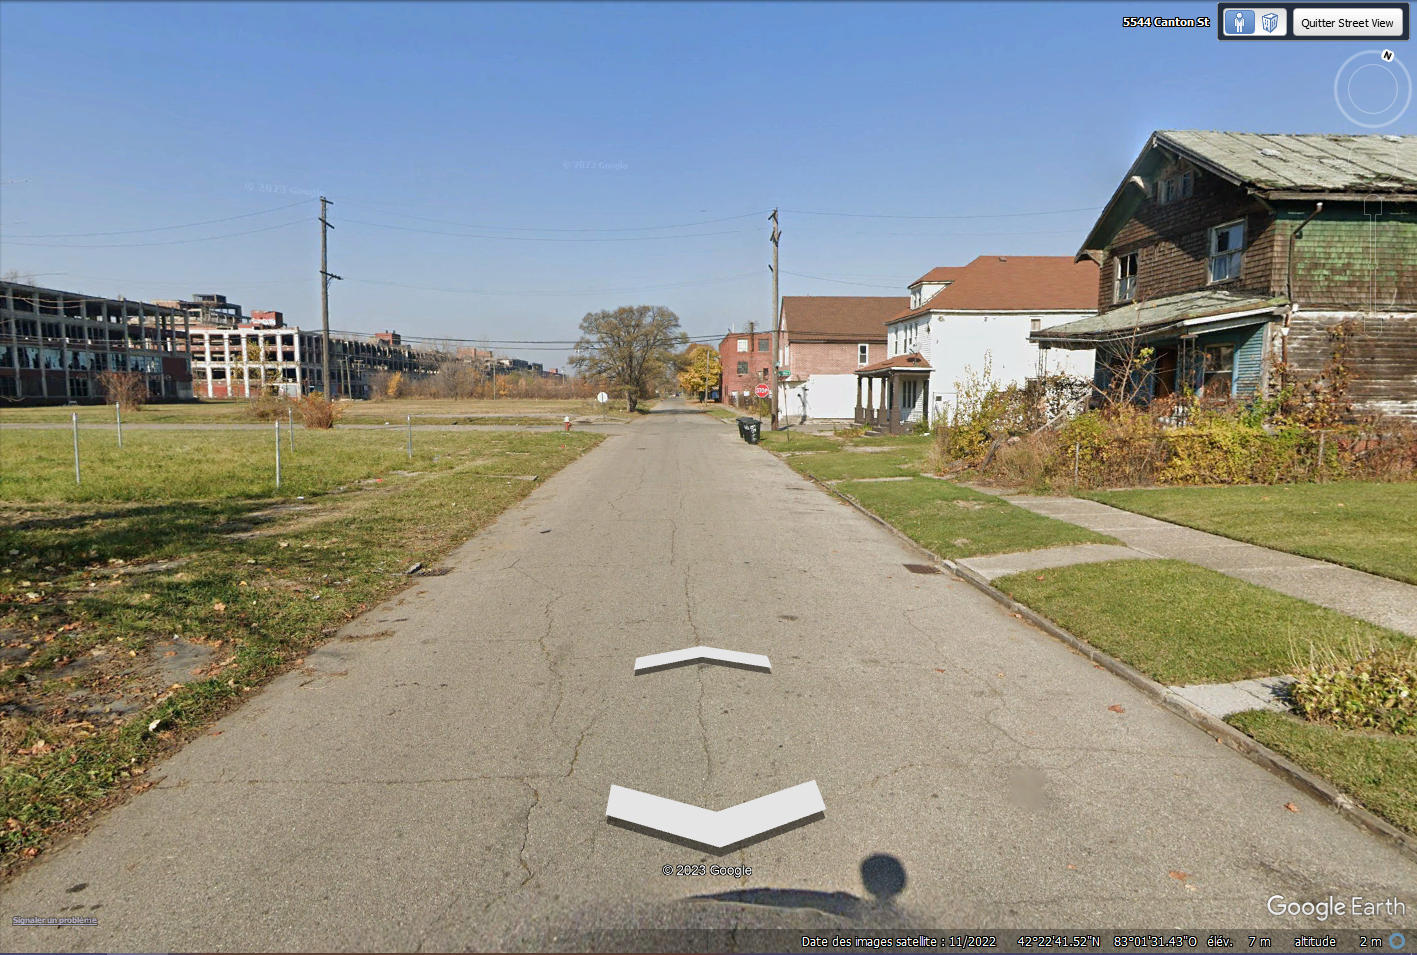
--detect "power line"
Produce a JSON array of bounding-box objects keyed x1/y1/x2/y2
[
  {"x1": 337, "y1": 218, "x2": 751, "y2": 243},
  {"x1": 781, "y1": 205, "x2": 1102, "y2": 220},
  {"x1": 849, "y1": 228, "x2": 1083, "y2": 238},
  {"x1": 1, "y1": 199, "x2": 316, "y2": 238},
  {"x1": 1, "y1": 217, "x2": 313, "y2": 248},
  {"x1": 336, "y1": 200, "x2": 770, "y2": 233},
  {"x1": 780, "y1": 270, "x2": 905, "y2": 289},
  {"x1": 345, "y1": 272, "x2": 762, "y2": 297}
]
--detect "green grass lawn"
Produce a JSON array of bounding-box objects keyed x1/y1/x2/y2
[
  {"x1": 0, "y1": 428, "x2": 562, "y2": 503},
  {"x1": 1228, "y1": 710, "x2": 1417, "y2": 836},
  {"x1": 995, "y1": 559, "x2": 1413, "y2": 686},
  {"x1": 0, "y1": 429, "x2": 601, "y2": 873},
  {"x1": 838, "y1": 477, "x2": 1114, "y2": 560},
  {"x1": 1091, "y1": 482, "x2": 1417, "y2": 585},
  {"x1": 759, "y1": 430, "x2": 843, "y2": 453},
  {"x1": 787, "y1": 447, "x2": 929, "y2": 481}
]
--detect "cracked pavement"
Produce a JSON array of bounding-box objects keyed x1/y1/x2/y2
[{"x1": 3, "y1": 399, "x2": 1414, "y2": 951}]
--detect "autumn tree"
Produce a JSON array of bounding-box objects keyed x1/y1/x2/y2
[
  {"x1": 570, "y1": 305, "x2": 687, "y2": 412},
  {"x1": 676, "y1": 343, "x2": 722, "y2": 402}
]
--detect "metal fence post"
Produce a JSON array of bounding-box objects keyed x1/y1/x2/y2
[
  {"x1": 72, "y1": 412, "x2": 81, "y2": 485},
  {"x1": 115, "y1": 402, "x2": 123, "y2": 449},
  {"x1": 1317, "y1": 430, "x2": 1326, "y2": 483},
  {"x1": 275, "y1": 418, "x2": 282, "y2": 491},
  {"x1": 407, "y1": 414, "x2": 413, "y2": 460}
]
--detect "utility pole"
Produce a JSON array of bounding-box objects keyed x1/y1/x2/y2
[
  {"x1": 319, "y1": 197, "x2": 342, "y2": 398},
  {"x1": 702, "y1": 346, "x2": 710, "y2": 403},
  {"x1": 769, "y1": 209, "x2": 781, "y2": 430}
]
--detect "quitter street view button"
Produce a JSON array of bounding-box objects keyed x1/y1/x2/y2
[{"x1": 1294, "y1": 6, "x2": 1405, "y2": 35}]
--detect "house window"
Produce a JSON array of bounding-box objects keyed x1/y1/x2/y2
[
  {"x1": 1209, "y1": 220, "x2": 1245, "y2": 283},
  {"x1": 736, "y1": 361, "x2": 749, "y2": 375},
  {"x1": 858, "y1": 343, "x2": 869, "y2": 365},
  {"x1": 1156, "y1": 173, "x2": 1192, "y2": 205},
  {"x1": 1202, "y1": 343, "x2": 1235, "y2": 398},
  {"x1": 1115, "y1": 253, "x2": 1138, "y2": 302},
  {"x1": 736, "y1": 339, "x2": 748, "y2": 353},
  {"x1": 758, "y1": 338, "x2": 768, "y2": 351}
]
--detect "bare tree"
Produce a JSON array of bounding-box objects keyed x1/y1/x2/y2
[{"x1": 570, "y1": 306, "x2": 687, "y2": 412}]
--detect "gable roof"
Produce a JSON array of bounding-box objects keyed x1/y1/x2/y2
[
  {"x1": 779, "y1": 296, "x2": 908, "y2": 342},
  {"x1": 889, "y1": 255, "x2": 1098, "y2": 322},
  {"x1": 1078, "y1": 130, "x2": 1417, "y2": 259}
]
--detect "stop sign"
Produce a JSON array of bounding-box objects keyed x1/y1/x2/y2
[{"x1": 754, "y1": 383, "x2": 770, "y2": 399}]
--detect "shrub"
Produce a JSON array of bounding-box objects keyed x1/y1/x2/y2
[
  {"x1": 244, "y1": 393, "x2": 287, "y2": 422},
  {"x1": 1290, "y1": 648, "x2": 1417, "y2": 736},
  {"x1": 294, "y1": 393, "x2": 343, "y2": 429},
  {"x1": 95, "y1": 371, "x2": 148, "y2": 409}
]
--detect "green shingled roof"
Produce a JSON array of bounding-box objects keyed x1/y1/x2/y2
[
  {"x1": 1032, "y1": 290, "x2": 1288, "y2": 344},
  {"x1": 1158, "y1": 131, "x2": 1417, "y2": 193}
]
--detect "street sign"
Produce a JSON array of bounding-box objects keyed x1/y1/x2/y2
[
  {"x1": 754, "y1": 383, "x2": 770, "y2": 398},
  {"x1": 596, "y1": 391, "x2": 608, "y2": 404},
  {"x1": 778, "y1": 369, "x2": 791, "y2": 379}
]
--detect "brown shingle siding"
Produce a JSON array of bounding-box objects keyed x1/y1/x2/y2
[{"x1": 1102, "y1": 173, "x2": 1276, "y2": 310}]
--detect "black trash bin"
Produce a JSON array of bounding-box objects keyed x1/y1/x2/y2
[
  {"x1": 742, "y1": 418, "x2": 761, "y2": 444},
  {"x1": 735, "y1": 416, "x2": 754, "y2": 441}
]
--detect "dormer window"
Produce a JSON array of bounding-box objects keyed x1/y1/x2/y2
[
  {"x1": 910, "y1": 289, "x2": 921, "y2": 308},
  {"x1": 1156, "y1": 172, "x2": 1193, "y2": 205},
  {"x1": 1114, "y1": 252, "x2": 1138, "y2": 302}
]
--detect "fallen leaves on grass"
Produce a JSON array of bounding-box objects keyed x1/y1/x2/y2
[{"x1": 212, "y1": 601, "x2": 226, "y2": 613}]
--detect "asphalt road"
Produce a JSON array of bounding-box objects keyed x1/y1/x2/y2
[{"x1": 3, "y1": 399, "x2": 1414, "y2": 951}]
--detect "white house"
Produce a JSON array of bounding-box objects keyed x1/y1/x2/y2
[{"x1": 855, "y1": 256, "x2": 1098, "y2": 433}]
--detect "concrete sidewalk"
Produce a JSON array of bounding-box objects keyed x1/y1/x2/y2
[{"x1": 986, "y1": 494, "x2": 1417, "y2": 638}]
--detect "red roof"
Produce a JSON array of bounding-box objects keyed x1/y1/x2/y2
[
  {"x1": 909, "y1": 266, "x2": 964, "y2": 288},
  {"x1": 779, "y1": 296, "x2": 909, "y2": 342},
  {"x1": 857, "y1": 351, "x2": 932, "y2": 374},
  {"x1": 891, "y1": 256, "x2": 1099, "y2": 322}
]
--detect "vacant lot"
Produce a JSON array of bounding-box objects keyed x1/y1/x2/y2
[
  {"x1": 0, "y1": 428, "x2": 555, "y2": 503},
  {"x1": 995, "y1": 559, "x2": 1412, "y2": 685},
  {"x1": 1092, "y1": 482, "x2": 1417, "y2": 585},
  {"x1": 0, "y1": 397, "x2": 618, "y2": 427},
  {"x1": 0, "y1": 428, "x2": 601, "y2": 873},
  {"x1": 839, "y1": 477, "x2": 1113, "y2": 559}
]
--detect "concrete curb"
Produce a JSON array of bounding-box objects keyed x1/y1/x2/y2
[{"x1": 793, "y1": 468, "x2": 1417, "y2": 863}]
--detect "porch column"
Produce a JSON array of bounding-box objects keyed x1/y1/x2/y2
[{"x1": 855, "y1": 375, "x2": 863, "y2": 422}]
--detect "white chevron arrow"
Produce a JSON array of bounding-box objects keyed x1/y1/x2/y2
[
  {"x1": 633, "y1": 646, "x2": 771, "y2": 673},
  {"x1": 606, "y1": 781, "x2": 824, "y2": 848}
]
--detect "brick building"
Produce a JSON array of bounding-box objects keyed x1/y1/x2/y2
[
  {"x1": 1033, "y1": 130, "x2": 1417, "y2": 417},
  {"x1": 718, "y1": 330, "x2": 773, "y2": 406},
  {"x1": 777, "y1": 296, "x2": 907, "y2": 422}
]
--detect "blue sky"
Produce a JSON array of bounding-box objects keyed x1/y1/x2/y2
[{"x1": 1, "y1": 1, "x2": 1410, "y2": 368}]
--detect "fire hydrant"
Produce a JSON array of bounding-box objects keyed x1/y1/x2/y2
[{"x1": 564, "y1": 416, "x2": 572, "y2": 432}]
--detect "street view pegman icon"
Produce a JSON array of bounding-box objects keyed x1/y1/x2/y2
[{"x1": 1227, "y1": 9, "x2": 1255, "y2": 33}]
